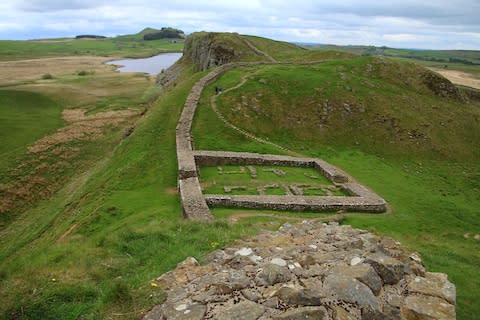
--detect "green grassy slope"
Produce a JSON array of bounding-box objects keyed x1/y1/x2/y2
[
  {"x1": 212, "y1": 58, "x2": 479, "y2": 161},
  {"x1": 192, "y1": 56, "x2": 480, "y2": 319},
  {"x1": 0, "y1": 90, "x2": 64, "y2": 173},
  {"x1": 308, "y1": 44, "x2": 480, "y2": 76}
]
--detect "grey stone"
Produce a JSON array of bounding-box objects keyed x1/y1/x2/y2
[
  {"x1": 365, "y1": 254, "x2": 405, "y2": 285},
  {"x1": 324, "y1": 274, "x2": 379, "y2": 310},
  {"x1": 213, "y1": 300, "x2": 266, "y2": 320},
  {"x1": 272, "y1": 306, "x2": 328, "y2": 319},
  {"x1": 255, "y1": 263, "x2": 292, "y2": 286},
  {"x1": 275, "y1": 286, "x2": 326, "y2": 306},
  {"x1": 192, "y1": 287, "x2": 230, "y2": 303},
  {"x1": 333, "y1": 307, "x2": 356, "y2": 320},
  {"x1": 194, "y1": 270, "x2": 250, "y2": 292},
  {"x1": 263, "y1": 296, "x2": 281, "y2": 308},
  {"x1": 330, "y1": 264, "x2": 383, "y2": 295},
  {"x1": 158, "y1": 303, "x2": 207, "y2": 320},
  {"x1": 205, "y1": 249, "x2": 233, "y2": 264},
  {"x1": 407, "y1": 272, "x2": 456, "y2": 305},
  {"x1": 228, "y1": 254, "x2": 257, "y2": 269},
  {"x1": 241, "y1": 288, "x2": 262, "y2": 302},
  {"x1": 401, "y1": 295, "x2": 456, "y2": 320},
  {"x1": 361, "y1": 305, "x2": 401, "y2": 320}
]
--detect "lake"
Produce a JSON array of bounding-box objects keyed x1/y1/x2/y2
[{"x1": 106, "y1": 52, "x2": 182, "y2": 75}]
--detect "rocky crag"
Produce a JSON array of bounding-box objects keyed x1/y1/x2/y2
[{"x1": 144, "y1": 220, "x2": 456, "y2": 319}]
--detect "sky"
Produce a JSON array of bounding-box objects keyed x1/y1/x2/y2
[{"x1": 1, "y1": 0, "x2": 479, "y2": 49}]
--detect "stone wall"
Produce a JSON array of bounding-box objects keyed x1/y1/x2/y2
[
  {"x1": 145, "y1": 220, "x2": 456, "y2": 319},
  {"x1": 205, "y1": 194, "x2": 386, "y2": 213}
]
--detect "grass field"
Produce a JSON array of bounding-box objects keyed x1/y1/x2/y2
[{"x1": 1, "y1": 33, "x2": 479, "y2": 319}]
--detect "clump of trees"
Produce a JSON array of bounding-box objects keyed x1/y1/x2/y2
[
  {"x1": 144, "y1": 27, "x2": 185, "y2": 40},
  {"x1": 75, "y1": 35, "x2": 107, "y2": 39}
]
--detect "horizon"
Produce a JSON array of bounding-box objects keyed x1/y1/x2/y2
[
  {"x1": 4, "y1": 29, "x2": 480, "y2": 53},
  {"x1": 0, "y1": 1, "x2": 479, "y2": 50}
]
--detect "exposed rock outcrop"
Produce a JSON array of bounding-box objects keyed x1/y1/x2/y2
[
  {"x1": 183, "y1": 33, "x2": 241, "y2": 71},
  {"x1": 422, "y1": 71, "x2": 466, "y2": 102},
  {"x1": 144, "y1": 221, "x2": 456, "y2": 319}
]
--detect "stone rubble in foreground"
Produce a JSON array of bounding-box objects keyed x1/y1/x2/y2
[{"x1": 144, "y1": 220, "x2": 456, "y2": 320}]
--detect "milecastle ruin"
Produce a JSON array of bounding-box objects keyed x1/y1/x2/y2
[{"x1": 175, "y1": 59, "x2": 387, "y2": 221}]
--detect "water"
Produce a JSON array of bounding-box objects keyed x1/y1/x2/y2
[{"x1": 106, "y1": 52, "x2": 182, "y2": 75}]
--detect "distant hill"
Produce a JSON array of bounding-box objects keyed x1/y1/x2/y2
[{"x1": 305, "y1": 43, "x2": 480, "y2": 75}]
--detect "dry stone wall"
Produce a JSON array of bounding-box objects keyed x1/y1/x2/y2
[{"x1": 144, "y1": 220, "x2": 456, "y2": 319}]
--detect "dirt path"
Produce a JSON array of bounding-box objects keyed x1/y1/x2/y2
[
  {"x1": 429, "y1": 68, "x2": 480, "y2": 90},
  {"x1": 240, "y1": 37, "x2": 277, "y2": 63}
]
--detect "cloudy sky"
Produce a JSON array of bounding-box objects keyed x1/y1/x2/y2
[{"x1": 1, "y1": 0, "x2": 479, "y2": 49}]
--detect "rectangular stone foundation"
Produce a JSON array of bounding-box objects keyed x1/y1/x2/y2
[{"x1": 194, "y1": 150, "x2": 387, "y2": 214}]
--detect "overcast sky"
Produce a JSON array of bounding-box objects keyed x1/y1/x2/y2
[{"x1": 1, "y1": 0, "x2": 479, "y2": 49}]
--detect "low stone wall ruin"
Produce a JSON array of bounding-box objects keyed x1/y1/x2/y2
[
  {"x1": 176, "y1": 61, "x2": 387, "y2": 220},
  {"x1": 145, "y1": 220, "x2": 456, "y2": 320}
]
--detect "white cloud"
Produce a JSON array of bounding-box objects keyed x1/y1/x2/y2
[
  {"x1": 0, "y1": 0, "x2": 478, "y2": 49},
  {"x1": 383, "y1": 34, "x2": 423, "y2": 42}
]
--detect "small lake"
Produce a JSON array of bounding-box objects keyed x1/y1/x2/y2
[{"x1": 106, "y1": 52, "x2": 182, "y2": 75}]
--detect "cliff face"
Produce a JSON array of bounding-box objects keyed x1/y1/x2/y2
[
  {"x1": 422, "y1": 71, "x2": 466, "y2": 102},
  {"x1": 183, "y1": 32, "x2": 245, "y2": 71}
]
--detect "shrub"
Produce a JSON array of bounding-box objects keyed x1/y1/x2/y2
[
  {"x1": 77, "y1": 70, "x2": 94, "y2": 76},
  {"x1": 42, "y1": 73, "x2": 53, "y2": 80}
]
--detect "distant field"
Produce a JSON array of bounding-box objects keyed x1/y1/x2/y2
[{"x1": 0, "y1": 37, "x2": 183, "y2": 61}]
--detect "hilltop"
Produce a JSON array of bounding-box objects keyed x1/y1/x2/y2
[{"x1": 0, "y1": 32, "x2": 479, "y2": 319}]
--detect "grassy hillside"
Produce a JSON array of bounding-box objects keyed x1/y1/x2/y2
[
  {"x1": 0, "y1": 54, "x2": 159, "y2": 225},
  {"x1": 192, "y1": 56, "x2": 480, "y2": 319},
  {"x1": 0, "y1": 90, "x2": 64, "y2": 173},
  {"x1": 308, "y1": 44, "x2": 480, "y2": 77},
  {"x1": 1, "y1": 32, "x2": 479, "y2": 319},
  {"x1": 211, "y1": 58, "x2": 479, "y2": 161}
]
